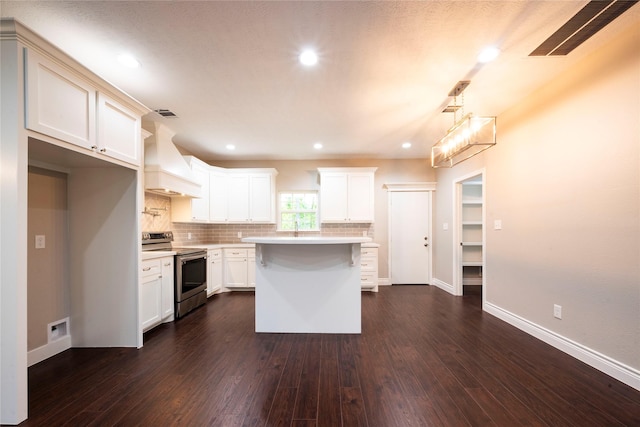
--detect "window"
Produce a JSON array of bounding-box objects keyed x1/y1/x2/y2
[{"x1": 279, "y1": 191, "x2": 319, "y2": 231}]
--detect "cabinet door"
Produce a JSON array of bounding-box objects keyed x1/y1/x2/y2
[
  {"x1": 227, "y1": 174, "x2": 250, "y2": 222},
  {"x1": 320, "y1": 173, "x2": 348, "y2": 222},
  {"x1": 97, "y1": 93, "x2": 141, "y2": 165},
  {"x1": 207, "y1": 249, "x2": 223, "y2": 295},
  {"x1": 25, "y1": 48, "x2": 96, "y2": 149},
  {"x1": 249, "y1": 174, "x2": 273, "y2": 222},
  {"x1": 160, "y1": 258, "x2": 174, "y2": 320},
  {"x1": 140, "y1": 274, "x2": 162, "y2": 331},
  {"x1": 224, "y1": 257, "x2": 248, "y2": 287},
  {"x1": 190, "y1": 162, "x2": 210, "y2": 221},
  {"x1": 209, "y1": 170, "x2": 228, "y2": 222},
  {"x1": 347, "y1": 173, "x2": 374, "y2": 222},
  {"x1": 247, "y1": 249, "x2": 256, "y2": 287}
]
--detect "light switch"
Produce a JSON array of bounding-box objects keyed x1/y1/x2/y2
[
  {"x1": 443, "y1": 222, "x2": 449, "y2": 231},
  {"x1": 35, "y1": 235, "x2": 46, "y2": 249},
  {"x1": 494, "y1": 220, "x2": 502, "y2": 230}
]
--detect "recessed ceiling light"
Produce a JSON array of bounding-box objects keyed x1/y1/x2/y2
[
  {"x1": 117, "y1": 53, "x2": 140, "y2": 68},
  {"x1": 225, "y1": 144, "x2": 236, "y2": 151},
  {"x1": 402, "y1": 142, "x2": 412, "y2": 149},
  {"x1": 299, "y1": 49, "x2": 318, "y2": 67},
  {"x1": 478, "y1": 46, "x2": 500, "y2": 63},
  {"x1": 313, "y1": 143, "x2": 323, "y2": 150}
]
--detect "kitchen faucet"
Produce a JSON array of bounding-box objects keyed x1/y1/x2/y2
[{"x1": 294, "y1": 221, "x2": 299, "y2": 237}]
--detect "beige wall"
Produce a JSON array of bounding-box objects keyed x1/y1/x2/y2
[
  {"x1": 27, "y1": 167, "x2": 69, "y2": 351},
  {"x1": 434, "y1": 23, "x2": 640, "y2": 370}
]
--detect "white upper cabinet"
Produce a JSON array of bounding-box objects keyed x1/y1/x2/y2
[
  {"x1": 171, "y1": 156, "x2": 211, "y2": 222},
  {"x1": 172, "y1": 163, "x2": 277, "y2": 224},
  {"x1": 25, "y1": 48, "x2": 145, "y2": 167},
  {"x1": 227, "y1": 173, "x2": 250, "y2": 222},
  {"x1": 189, "y1": 158, "x2": 211, "y2": 221},
  {"x1": 318, "y1": 167, "x2": 377, "y2": 223},
  {"x1": 226, "y1": 170, "x2": 277, "y2": 223},
  {"x1": 209, "y1": 167, "x2": 229, "y2": 223},
  {"x1": 248, "y1": 173, "x2": 274, "y2": 222},
  {"x1": 25, "y1": 48, "x2": 96, "y2": 149},
  {"x1": 96, "y1": 93, "x2": 141, "y2": 165}
]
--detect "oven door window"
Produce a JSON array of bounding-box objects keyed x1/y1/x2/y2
[{"x1": 181, "y1": 257, "x2": 206, "y2": 294}]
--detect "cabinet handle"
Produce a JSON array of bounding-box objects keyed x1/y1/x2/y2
[
  {"x1": 91, "y1": 145, "x2": 98, "y2": 150},
  {"x1": 99, "y1": 148, "x2": 106, "y2": 153},
  {"x1": 158, "y1": 275, "x2": 162, "y2": 279},
  {"x1": 163, "y1": 263, "x2": 171, "y2": 266},
  {"x1": 142, "y1": 267, "x2": 151, "y2": 271}
]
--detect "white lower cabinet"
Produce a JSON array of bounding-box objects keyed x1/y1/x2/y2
[
  {"x1": 160, "y1": 257, "x2": 174, "y2": 320},
  {"x1": 361, "y1": 245, "x2": 379, "y2": 292},
  {"x1": 223, "y1": 248, "x2": 256, "y2": 288},
  {"x1": 141, "y1": 256, "x2": 174, "y2": 332},
  {"x1": 207, "y1": 249, "x2": 223, "y2": 295}
]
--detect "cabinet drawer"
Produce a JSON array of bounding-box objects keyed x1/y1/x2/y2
[
  {"x1": 361, "y1": 272, "x2": 377, "y2": 285},
  {"x1": 247, "y1": 248, "x2": 255, "y2": 258},
  {"x1": 141, "y1": 259, "x2": 161, "y2": 277},
  {"x1": 361, "y1": 247, "x2": 377, "y2": 257},
  {"x1": 224, "y1": 248, "x2": 248, "y2": 258},
  {"x1": 360, "y1": 259, "x2": 377, "y2": 272},
  {"x1": 208, "y1": 249, "x2": 222, "y2": 259}
]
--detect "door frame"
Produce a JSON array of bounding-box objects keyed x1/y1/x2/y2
[
  {"x1": 453, "y1": 169, "x2": 486, "y2": 298},
  {"x1": 384, "y1": 182, "x2": 436, "y2": 285}
]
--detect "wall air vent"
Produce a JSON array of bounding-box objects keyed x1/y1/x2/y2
[
  {"x1": 153, "y1": 108, "x2": 179, "y2": 118},
  {"x1": 530, "y1": 0, "x2": 638, "y2": 56}
]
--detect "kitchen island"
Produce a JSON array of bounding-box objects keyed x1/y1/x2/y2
[{"x1": 241, "y1": 236, "x2": 372, "y2": 333}]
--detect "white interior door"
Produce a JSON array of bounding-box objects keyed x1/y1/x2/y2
[{"x1": 389, "y1": 191, "x2": 431, "y2": 284}]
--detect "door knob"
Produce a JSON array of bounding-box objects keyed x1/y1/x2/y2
[
  {"x1": 424, "y1": 243, "x2": 429, "y2": 247},
  {"x1": 424, "y1": 237, "x2": 428, "y2": 240}
]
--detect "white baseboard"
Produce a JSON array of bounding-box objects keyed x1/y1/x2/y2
[
  {"x1": 431, "y1": 277, "x2": 455, "y2": 295},
  {"x1": 485, "y1": 302, "x2": 640, "y2": 392},
  {"x1": 378, "y1": 278, "x2": 390, "y2": 286},
  {"x1": 28, "y1": 335, "x2": 72, "y2": 367}
]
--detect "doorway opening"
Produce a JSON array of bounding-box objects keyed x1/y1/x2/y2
[{"x1": 454, "y1": 171, "x2": 485, "y2": 298}]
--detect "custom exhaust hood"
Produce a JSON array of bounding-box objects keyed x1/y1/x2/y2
[{"x1": 143, "y1": 121, "x2": 201, "y2": 198}]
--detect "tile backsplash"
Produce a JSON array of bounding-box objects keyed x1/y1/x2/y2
[
  {"x1": 143, "y1": 192, "x2": 374, "y2": 244},
  {"x1": 141, "y1": 193, "x2": 172, "y2": 231}
]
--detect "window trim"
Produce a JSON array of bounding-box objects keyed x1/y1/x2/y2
[{"x1": 277, "y1": 190, "x2": 320, "y2": 232}]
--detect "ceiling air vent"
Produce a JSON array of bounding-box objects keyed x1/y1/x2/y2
[
  {"x1": 153, "y1": 108, "x2": 179, "y2": 118},
  {"x1": 530, "y1": 0, "x2": 638, "y2": 56}
]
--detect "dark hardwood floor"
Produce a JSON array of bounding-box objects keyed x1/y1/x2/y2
[{"x1": 19, "y1": 286, "x2": 640, "y2": 426}]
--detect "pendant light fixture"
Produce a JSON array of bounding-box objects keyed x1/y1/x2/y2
[{"x1": 431, "y1": 80, "x2": 496, "y2": 168}]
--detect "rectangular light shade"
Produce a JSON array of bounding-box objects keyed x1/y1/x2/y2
[{"x1": 431, "y1": 114, "x2": 496, "y2": 168}]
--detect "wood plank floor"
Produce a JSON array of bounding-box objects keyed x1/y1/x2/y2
[{"x1": 21, "y1": 286, "x2": 640, "y2": 426}]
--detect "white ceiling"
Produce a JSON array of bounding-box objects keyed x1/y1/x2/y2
[{"x1": 3, "y1": 1, "x2": 637, "y2": 161}]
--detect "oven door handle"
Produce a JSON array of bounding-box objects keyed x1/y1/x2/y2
[{"x1": 179, "y1": 253, "x2": 207, "y2": 263}]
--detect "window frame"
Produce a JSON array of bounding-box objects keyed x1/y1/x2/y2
[{"x1": 277, "y1": 190, "x2": 320, "y2": 232}]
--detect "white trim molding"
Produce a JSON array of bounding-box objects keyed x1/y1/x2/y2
[
  {"x1": 383, "y1": 182, "x2": 436, "y2": 192},
  {"x1": 378, "y1": 278, "x2": 391, "y2": 286},
  {"x1": 431, "y1": 278, "x2": 455, "y2": 295},
  {"x1": 27, "y1": 335, "x2": 71, "y2": 367},
  {"x1": 485, "y1": 302, "x2": 640, "y2": 392}
]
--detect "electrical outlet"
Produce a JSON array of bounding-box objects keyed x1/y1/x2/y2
[
  {"x1": 494, "y1": 220, "x2": 502, "y2": 230},
  {"x1": 553, "y1": 304, "x2": 562, "y2": 319},
  {"x1": 187, "y1": 232, "x2": 192, "y2": 240},
  {"x1": 35, "y1": 235, "x2": 46, "y2": 249},
  {"x1": 237, "y1": 231, "x2": 242, "y2": 238},
  {"x1": 443, "y1": 222, "x2": 449, "y2": 230}
]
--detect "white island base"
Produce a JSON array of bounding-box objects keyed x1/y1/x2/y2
[{"x1": 242, "y1": 237, "x2": 371, "y2": 334}]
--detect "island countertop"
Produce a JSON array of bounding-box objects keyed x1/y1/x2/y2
[{"x1": 241, "y1": 236, "x2": 372, "y2": 245}]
